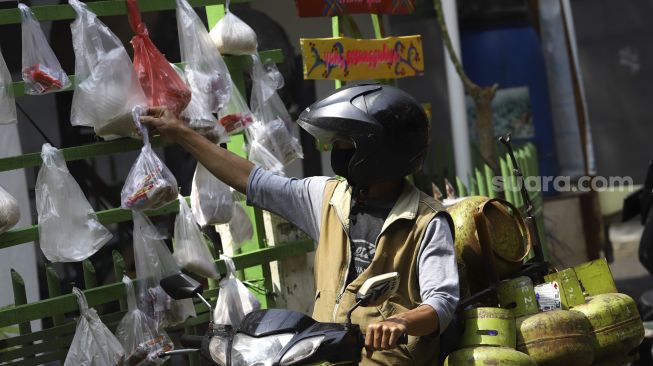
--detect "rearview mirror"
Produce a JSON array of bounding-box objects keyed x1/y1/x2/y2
[
  {"x1": 160, "y1": 272, "x2": 202, "y2": 300},
  {"x1": 356, "y1": 272, "x2": 400, "y2": 307}
]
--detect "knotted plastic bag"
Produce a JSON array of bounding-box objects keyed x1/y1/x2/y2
[
  {"x1": 0, "y1": 184, "x2": 20, "y2": 235},
  {"x1": 249, "y1": 54, "x2": 303, "y2": 167},
  {"x1": 0, "y1": 48, "x2": 16, "y2": 125},
  {"x1": 64, "y1": 288, "x2": 125, "y2": 366},
  {"x1": 190, "y1": 162, "x2": 234, "y2": 226},
  {"x1": 133, "y1": 211, "x2": 196, "y2": 329},
  {"x1": 176, "y1": 0, "x2": 232, "y2": 116},
  {"x1": 127, "y1": 0, "x2": 190, "y2": 116},
  {"x1": 213, "y1": 256, "x2": 260, "y2": 327},
  {"x1": 218, "y1": 85, "x2": 254, "y2": 135},
  {"x1": 209, "y1": 0, "x2": 257, "y2": 55},
  {"x1": 19, "y1": 4, "x2": 70, "y2": 95},
  {"x1": 121, "y1": 107, "x2": 178, "y2": 211},
  {"x1": 36, "y1": 143, "x2": 112, "y2": 262},
  {"x1": 69, "y1": 0, "x2": 147, "y2": 140},
  {"x1": 173, "y1": 194, "x2": 220, "y2": 278},
  {"x1": 116, "y1": 275, "x2": 173, "y2": 366}
]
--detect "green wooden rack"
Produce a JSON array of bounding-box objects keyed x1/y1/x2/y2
[{"x1": 0, "y1": 1, "x2": 316, "y2": 365}]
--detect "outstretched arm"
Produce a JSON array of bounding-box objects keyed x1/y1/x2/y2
[{"x1": 139, "y1": 106, "x2": 254, "y2": 193}]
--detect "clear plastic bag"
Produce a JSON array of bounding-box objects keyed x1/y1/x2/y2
[
  {"x1": 36, "y1": 143, "x2": 112, "y2": 262},
  {"x1": 127, "y1": 0, "x2": 191, "y2": 116},
  {"x1": 190, "y1": 162, "x2": 234, "y2": 226},
  {"x1": 19, "y1": 4, "x2": 70, "y2": 95},
  {"x1": 209, "y1": 0, "x2": 258, "y2": 56},
  {"x1": 0, "y1": 184, "x2": 20, "y2": 235},
  {"x1": 176, "y1": 0, "x2": 232, "y2": 115},
  {"x1": 133, "y1": 211, "x2": 196, "y2": 329},
  {"x1": 69, "y1": 0, "x2": 147, "y2": 140},
  {"x1": 116, "y1": 275, "x2": 173, "y2": 366},
  {"x1": 0, "y1": 47, "x2": 16, "y2": 125},
  {"x1": 213, "y1": 256, "x2": 260, "y2": 327},
  {"x1": 247, "y1": 54, "x2": 303, "y2": 168},
  {"x1": 218, "y1": 85, "x2": 254, "y2": 135},
  {"x1": 64, "y1": 287, "x2": 125, "y2": 366},
  {"x1": 173, "y1": 194, "x2": 220, "y2": 278},
  {"x1": 121, "y1": 107, "x2": 179, "y2": 211},
  {"x1": 229, "y1": 201, "x2": 253, "y2": 246}
]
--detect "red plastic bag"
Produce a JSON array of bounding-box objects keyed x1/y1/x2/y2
[{"x1": 126, "y1": 0, "x2": 190, "y2": 116}]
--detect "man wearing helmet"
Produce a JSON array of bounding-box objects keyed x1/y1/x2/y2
[{"x1": 141, "y1": 84, "x2": 459, "y2": 365}]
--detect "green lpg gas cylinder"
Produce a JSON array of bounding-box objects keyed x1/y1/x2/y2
[
  {"x1": 460, "y1": 307, "x2": 516, "y2": 348},
  {"x1": 444, "y1": 346, "x2": 536, "y2": 366},
  {"x1": 516, "y1": 310, "x2": 594, "y2": 366},
  {"x1": 497, "y1": 276, "x2": 539, "y2": 318},
  {"x1": 572, "y1": 293, "x2": 645, "y2": 366}
]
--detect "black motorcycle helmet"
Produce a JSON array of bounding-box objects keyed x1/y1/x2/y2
[{"x1": 297, "y1": 83, "x2": 430, "y2": 187}]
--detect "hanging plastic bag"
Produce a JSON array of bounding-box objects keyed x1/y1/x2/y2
[
  {"x1": 64, "y1": 287, "x2": 125, "y2": 366},
  {"x1": 133, "y1": 211, "x2": 196, "y2": 329},
  {"x1": 191, "y1": 162, "x2": 234, "y2": 226},
  {"x1": 69, "y1": 0, "x2": 147, "y2": 140},
  {"x1": 116, "y1": 275, "x2": 173, "y2": 366},
  {"x1": 35, "y1": 143, "x2": 112, "y2": 262},
  {"x1": 19, "y1": 4, "x2": 70, "y2": 95},
  {"x1": 218, "y1": 85, "x2": 254, "y2": 135},
  {"x1": 0, "y1": 184, "x2": 20, "y2": 235},
  {"x1": 213, "y1": 255, "x2": 260, "y2": 327},
  {"x1": 209, "y1": 0, "x2": 258, "y2": 56},
  {"x1": 121, "y1": 107, "x2": 178, "y2": 211},
  {"x1": 126, "y1": 0, "x2": 190, "y2": 116},
  {"x1": 229, "y1": 201, "x2": 253, "y2": 245},
  {"x1": 248, "y1": 55, "x2": 303, "y2": 168},
  {"x1": 173, "y1": 195, "x2": 220, "y2": 278},
  {"x1": 244, "y1": 122, "x2": 285, "y2": 174},
  {"x1": 0, "y1": 48, "x2": 16, "y2": 125},
  {"x1": 176, "y1": 0, "x2": 232, "y2": 116}
]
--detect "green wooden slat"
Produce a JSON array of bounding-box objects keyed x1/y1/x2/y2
[
  {"x1": 455, "y1": 176, "x2": 467, "y2": 197},
  {"x1": 499, "y1": 156, "x2": 513, "y2": 204},
  {"x1": 0, "y1": 239, "x2": 313, "y2": 328},
  {"x1": 475, "y1": 167, "x2": 487, "y2": 196},
  {"x1": 484, "y1": 164, "x2": 497, "y2": 199},
  {"x1": 10, "y1": 270, "x2": 31, "y2": 337},
  {"x1": 468, "y1": 174, "x2": 478, "y2": 196},
  {"x1": 82, "y1": 260, "x2": 98, "y2": 290},
  {"x1": 0, "y1": 0, "x2": 247, "y2": 25},
  {"x1": 506, "y1": 155, "x2": 523, "y2": 208},
  {"x1": 112, "y1": 250, "x2": 127, "y2": 311},
  {"x1": 1, "y1": 333, "x2": 72, "y2": 363},
  {"x1": 45, "y1": 266, "x2": 64, "y2": 326},
  {"x1": 2, "y1": 349, "x2": 68, "y2": 366}
]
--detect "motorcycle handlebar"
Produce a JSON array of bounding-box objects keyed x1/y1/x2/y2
[{"x1": 180, "y1": 335, "x2": 204, "y2": 348}]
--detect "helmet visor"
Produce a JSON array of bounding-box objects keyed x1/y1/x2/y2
[{"x1": 297, "y1": 118, "x2": 337, "y2": 144}]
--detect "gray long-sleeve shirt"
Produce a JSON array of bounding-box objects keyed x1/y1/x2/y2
[{"x1": 246, "y1": 167, "x2": 459, "y2": 334}]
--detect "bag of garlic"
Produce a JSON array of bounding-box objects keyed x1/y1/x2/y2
[
  {"x1": 173, "y1": 194, "x2": 220, "y2": 278},
  {"x1": 69, "y1": 0, "x2": 147, "y2": 140},
  {"x1": 0, "y1": 185, "x2": 20, "y2": 235},
  {"x1": 209, "y1": 0, "x2": 257, "y2": 56}
]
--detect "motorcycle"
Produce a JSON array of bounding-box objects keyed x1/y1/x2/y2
[{"x1": 156, "y1": 271, "x2": 407, "y2": 366}]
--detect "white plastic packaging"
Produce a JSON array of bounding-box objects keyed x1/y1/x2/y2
[
  {"x1": 190, "y1": 162, "x2": 234, "y2": 226},
  {"x1": 0, "y1": 184, "x2": 20, "y2": 235},
  {"x1": 218, "y1": 85, "x2": 254, "y2": 135},
  {"x1": 209, "y1": 0, "x2": 258, "y2": 56},
  {"x1": 35, "y1": 143, "x2": 112, "y2": 262},
  {"x1": 133, "y1": 211, "x2": 196, "y2": 329},
  {"x1": 19, "y1": 3, "x2": 71, "y2": 95},
  {"x1": 213, "y1": 256, "x2": 260, "y2": 327},
  {"x1": 229, "y1": 201, "x2": 253, "y2": 246},
  {"x1": 64, "y1": 287, "x2": 125, "y2": 366},
  {"x1": 173, "y1": 194, "x2": 220, "y2": 278},
  {"x1": 69, "y1": 0, "x2": 148, "y2": 140},
  {"x1": 0, "y1": 47, "x2": 16, "y2": 125}
]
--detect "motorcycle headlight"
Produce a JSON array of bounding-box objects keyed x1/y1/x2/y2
[
  {"x1": 209, "y1": 335, "x2": 228, "y2": 366},
  {"x1": 279, "y1": 336, "x2": 325, "y2": 366},
  {"x1": 231, "y1": 333, "x2": 294, "y2": 366}
]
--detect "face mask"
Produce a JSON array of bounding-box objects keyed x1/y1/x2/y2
[{"x1": 330, "y1": 148, "x2": 355, "y2": 179}]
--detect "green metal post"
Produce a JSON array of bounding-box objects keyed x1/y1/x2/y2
[
  {"x1": 11, "y1": 269, "x2": 31, "y2": 336},
  {"x1": 484, "y1": 164, "x2": 496, "y2": 198},
  {"x1": 112, "y1": 250, "x2": 127, "y2": 311},
  {"x1": 45, "y1": 266, "x2": 64, "y2": 326},
  {"x1": 332, "y1": 16, "x2": 342, "y2": 89}
]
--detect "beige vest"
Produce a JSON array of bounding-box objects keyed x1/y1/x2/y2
[{"x1": 312, "y1": 179, "x2": 451, "y2": 366}]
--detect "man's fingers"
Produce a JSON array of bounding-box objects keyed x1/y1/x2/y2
[
  {"x1": 139, "y1": 116, "x2": 158, "y2": 125},
  {"x1": 373, "y1": 326, "x2": 383, "y2": 350},
  {"x1": 146, "y1": 106, "x2": 167, "y2": 117},
  {"x1": 388, "y1": 328, "x2": 402, "y2": 347},
  {"x1": 380, "y1": 326, "x2": 391, "y2": 349},
  {"x1": 364, "y1": 327, "x2": 375, "y2": 358}
]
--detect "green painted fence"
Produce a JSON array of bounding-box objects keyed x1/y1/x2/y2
[{"x1": 0, "y1": 1, "x2": 314, "y2": 365}]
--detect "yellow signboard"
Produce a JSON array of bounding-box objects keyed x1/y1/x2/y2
[{"x1": 300, "y1": 35, "x2": 424, "y2": 81}]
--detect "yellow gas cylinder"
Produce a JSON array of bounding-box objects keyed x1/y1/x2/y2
[
  {"x1": 444, "y1": 346, "x2": 536, "y2": 366},
  {"x1": 572, "y1": 293, "x2": 645, "y2": 365},
  {"x1": 516, "y1": 310, "x2": 594, "y2": 366}
]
